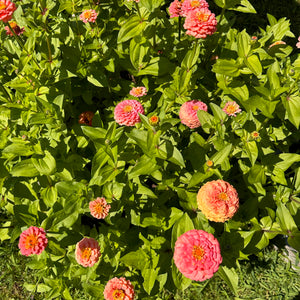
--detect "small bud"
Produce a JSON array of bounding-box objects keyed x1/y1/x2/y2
[
  {"x1": 206, "y1": 160, "x2": 214, "y2": 167},
  {"x1": 149, "y1": 115, "x2": 159, "y2": 126},
  {"x1": 251, "y1": 131, "x2": 260, "y2": 140},
  {"x1": 21, "y1": 135, "x2": 27, "y2": 140}
]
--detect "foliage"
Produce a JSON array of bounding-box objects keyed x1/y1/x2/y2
[{"x1": 0, "y1": 0, "x2": 300, "y2": 299}]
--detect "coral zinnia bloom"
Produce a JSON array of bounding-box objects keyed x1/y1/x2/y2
[
  {"x1": 181, "y1": 0, "x2": 209, "y2": 17},
  {"x1": 179, "y1": 100, "x2": 208, "y2": 128},
  {"x1": 75, "y1": 237, "x2": 101, "y2": 267},
  {"x1": 89, "y1": 197, "x2": 111, "y2": 219},
  {"x1": 79, "y1": 9, "x2": 98, "y2": 23},
  {"x1": 222, "y1": 101, "x2": 241, "y2": 117},
  {"x1": 4, "y1": 21, "x2": 24, "y2": 36},
  {"x1": 129, "y1": 86, "x2": 147, "y2": 97},
  {"x1": 169, "y1": 0, "x2": 184, "y2": 18},
  {"x1": 0, "y1": 0, "x2": 16, "y2": 23},
  {"x1": 18, "y1": 226, "x2": 48, "y2": 256},
  {"x1": 173, "y1": 229, "x2": 222, "y2": 281},
  {"x1": 296, "y1": 36, "x2": 300, "y2": 49},
  {"x1": 197, "y1": 180, "x2": 239, "y2": 222},
  {"x1": 114, "y1": 99, "x2": 144, "y2": 126},
  {"x1": 184, "y1": 8, "x2": 217, "y2": 39},
  {"x1": 78, "y1": 111, "x2": 94, "y2": 126},
  {"x1": 103, "y1": 277, "x2": 135, "y2": 300}
]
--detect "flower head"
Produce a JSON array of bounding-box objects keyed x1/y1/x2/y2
[
  {"x1": 222, "y1": 101, "x2": 241, "y2": 117},
  {"x1": 169, "y1": 0, "x2": 184, "y2": 18},
  {"x1": 18, "y1": 226, "x2": 48, "y2": 256},
  {"x1": 4, "y1": 21, "x2": 24, "y2": 36},
  {"x1": 75, "y1": 237, "x2": 101, "y2": 267},
  {"x1": 181, "y1": 0, "x2": 209, "y2": 17},
  {"x1": 78, "y1": 111, "x2": 94, "y2": 126},
  {"x1": 79, "y1": 9, "x2": 98, "y2": 23},
  {"x1": 89, "y1": 197, "x2": 111, "y2": 219},
  {"x1": 103, "y1": 277, "x2": 135, "y2": 300},
  {"x1": 183, "y1": 8, "x2": 217, "y2": 39},
  {"x1": 296, "y1": 36, "x2": 300, "y2": 49},
  {"x1": 129, "y1": 86, "x2": 147, "y2": 97},
  {"x1": 149, "y1": 115, "x2": 159, "y2": 126},
  {"x1": 179, "y1": 100, "x2": 208, "y2": 128},
  {"x1": 0, "y1": 0, "x2": 16, "y2": 23},
  {"x1": 173, "y1": 229, "x2": 222, "y2": 281},
  {"x1": 114, "y1": 99, "x2": 144, "y2": 126},
  {"x1": 197, "y1": 180, "x2": 239, "y2": 222},
  {"x1": 268, "y1": 41, "x2": 286, "y2": 48}
]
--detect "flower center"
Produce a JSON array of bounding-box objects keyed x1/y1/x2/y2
[
  {"x1": 25, "y1": 234, "x2": 39, "y2": 249},
  {"x1": 192, "y1": 105, "x2": 199, "y2": 110},
  {"x1": 225, "y1": 104, "x2": 237, "y2": 114},
  {"x1": 83, "y1": 11, "x2": 92, "y2": 19},
  {"x1": 81, "y1": 247, "x2": 92, "y2": 259},
  {"x1": 112, "y1": 289, "x2": 125, "y2": 300},
  {"x1": 0, "y1": 2, "x2": 7, "y2": 10},
  {"x1": 123, "y1": 105, "x2": 133, "y2": 112},
  {"x1": 94, "y1": 203, "x2": 104, "y2": 214},
  {"x1": 251, "y1": 131, "x2": 259, "y2": 139},
  {"x1": 218, "y1": 192, "x2": 229, "y2": 201},
  {"x1": 191, "y1": 0, "x2": 200, "y2": 7},
  {"x1": 192, "y1": 245, "x2": 205, "y2": 261},
  {"x1": 134, "y1": 87, "x2": 142, "y2": 94},
  {"x1": 197, "y1": 11, "x2": 209, "y2": 22}
]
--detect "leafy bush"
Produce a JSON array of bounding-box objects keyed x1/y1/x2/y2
[{"x1": 0, "y1": 0, "x2": 300, "y2": 299}]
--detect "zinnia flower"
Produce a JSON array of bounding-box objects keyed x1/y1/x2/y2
[
  {"x1": 173, "y1": 229, "x2": 222, "y2": 281},
  {"x1": 89, "y1": 197, "x2": 111, "y2": 219},
  {"x1": 183, "y1": 8, "x2": 217, "y2": 39},
  {"x1": 78, "y1": 111, "x2": 94, "y2": 126},
  {"x1": 129, "y1": 86, "x2": 147, "y2": 97},
  {"x1": 197, "y1": 180, "x2": 239, "y2": 222},
  {"x1": 181, "y1": 0, "x2": 209, "y2": 17},
  {"x1": 296, "y1": 36, "x2": 300, "y2": 49},
  {"x1": 169, "y1": 0, "x2": 184, "y2": 18},
  {"x1": 179, "y1": 100, "x2": 208, "y2": 128},
  {"x1": 268, "y1": 41, "x2": 286, "y2": 48},
  {"x1": 79, "y1": 9, "x2": 98, "y2": 23},
  {"x1": 222, "y1": 101, "x2": 241, "y2": 117},
  {"x1": 114, "y1": 99, "x2": 144, "y2": 126},
  {"x1": 103, "y1": 277, "x2": 135, "y2": 300},
  {"x1": 149, "y1": 115, "x2": 159, "y2": 126},
  {"x1": 4, "y1": 21, "x2": 24, "y2": 36},
  {"x1": 18, "y1": 226, "x2": 48, "y2": 256},
  {"x1": 0, "y1": 0, "x2": 16, "y2": 23},
  {"x1": 75, "y1": 237, "x2": 101, "y2": 267}
]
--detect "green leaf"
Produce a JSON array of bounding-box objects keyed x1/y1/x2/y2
[
  {"x1": 120, "y1": 249, "x2": 148, "y2": 270},
  {"x1": 247, "y1": 164, "x2": 266, "y2": 184},
  {"x1": 229, "y1": 0, "x2": 256, "y2": 13},
  {"x1": 128, "y1": 155, "x2": 159, "y2": 179},
  {"x1": 244, "y1": 55, "x2": 262, "y2": 76},
  {"x1": 171, "y1": 213, "x2": 194, "y2": 249},
  {"x1": 3, "y1": 142, "x2": 34, "y2": 156},
  {"x1": 212, "y1": 59, "x2": 240, "y2": 77},
  {"x1": 218, "y1": 266, "x2": 239, "y2": 295},
  {"x1": 275, "y1": 153, "x2": 300, "y2": 171},
  {"x1": 138, "y1": 57, "x2": 174, "y2": 76},
  {"x1": 209, "y1": 103, "x2": 227, "y2": 121},
  {"x1": 276, "y1": 201, "x2": 297, "y2": 233},
  {"x1": 118, "y1": 15, "x2": 147, "y2": 43},
  {"x1": 282, "y1": 95, "x2": 300, "y2": 129},
  {"x1": 197, "y1": 110, "x2": 214, "y2": 134},
  {"x1": 211, "y1": 144, "x2": 232, "y2": 166},
  {"x1": 142, "y1": 268, "x2": 159, "y2": 295},
  {"x1": 32, "y1": 151, "x2": 56, "y2": 175},
  {"x1": 187, "y1": 170, "x2": 214, "y2": 188},
  {"x1": 237, "y1": 30, "x2": 251, "y2": 58},
  {"x1": 181, "y1": 42, "x2": 201, "y2": 70},
  {"x1": 41, "y1": 186, "x2": 57, "y2": 207},
  {"x1": 244, "y1": 141, "x2": 258, "y2": 166},
  {"x1": 157, "y1": 140, "x2": 185, "y2": 167},
  {"x1": 172, "y1": 260, "x2": 192, "y2": 290},
  {"x1": 10, "y1": 159, "x2": 39, "y2": 177}
]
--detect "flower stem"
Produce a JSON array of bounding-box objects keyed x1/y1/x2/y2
[
  {"x1": 135, "y1": 2, "x2": 142, "y2": 19},
  {"x1": 178, "y1": 16, "x2": 181, "y2": 42}
]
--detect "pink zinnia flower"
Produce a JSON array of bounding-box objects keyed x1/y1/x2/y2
[
  {"x1": 75, "y1": 237, "x2": 101, "y2": 267},
  {"x1": 89, "y1": 197, "x2": 111, "y2": 219},
  {"x1": 183, "y1": 8, "x2": 217, "y2": 39},
  {"x1": 103, "y1": 277, "x2": 135, "y2": 300},
  {"x1": 18, "y1": 226, "x2": 48, "y2": 256},
  {"x1": 79, "y1": 9, "x2": 98, "y2": 23},
  {"x1": 222, "y1": 101, "x2": 241, "y2": 117},
  {"x1": 181, "y1": 0, "x2": 209, "y2": 17},
  {"x1": 4, "y1": 21, "x2": 24, "y2": 36},
  {"x1": 129, "y1": 86, "x2": 147, "y2": 97},
  {"x1": 179, "y1": 100, "x2": 208, "y2": 128},
  {"x1": 197, "y1": 180, "x2": 239, "y2": 222},
  {"x1": 173, "y1": 229, "x2": 222, "y2": 281},
  {"x1": 296, "y1": 36, "x2": 300, "y2": 49},
  {"x1": 114, "y1": 99, "x2": 144, "y2": 126},
  {"x1": 0, "y1": 0, "x2": 16, "y2": 23},
  {"x1": 169, "y1": 0, "x2": 184, "y2": 18}
]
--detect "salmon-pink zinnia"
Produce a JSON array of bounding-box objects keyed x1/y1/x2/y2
[
  {"x1": 296, "y1": 36, "x2": 300, "y2": 49},
  {"x1": 181, "y1": 0, "x2": 209, "y2": 17},
  {"x1": 89, "y1": 197, "x2": 111, "y2": 219},
  {"x1": 169, "y1": 0, "x2": 184, "y2": 18},
  {"x1": 4, "y1": 21, "x2": 24, "y2": 36},
  {"x1": 103, "y1": 277, "x2": 135, "y2": 300},
  {"x1": 183, "y1": 8, "x2": 217, "y2": 39},
  {"x1": 222, "y1": 101, "x2": 241, "y2": 117},
  {"x1": 79, "y1": 9, "x2": 98, "y2": 23},
  {"x1": 18, "y1": 226, "x2": 48, "y2": 256},
  {"x1": 179, "y1": 100, "x2": 208, "y2": 128},
  {"x1": 114, "y1": 99, "x2": 144, "y2": 126},
  {"x1": 129, "y1": 86, "x2": 147, "y2": 97},
  {"x1": 174, "y1": 229, "x2": 222, "y2": 281},
  {"x1": 0, "y1": 0, "x2": 16, "y2": 23},
  {"x1": 197, "y1": 180, "x2": 239, "y2": 222},
  {"x1": 75, "y1": 237, "x2": 101, "y2": 267}
]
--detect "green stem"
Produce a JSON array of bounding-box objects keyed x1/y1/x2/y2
[
  {"x1": 135, "y1": 1, "x2": 142, "y2": 19},
  {"x1": 218, "y1": 7, "x2": 226, "y2": 28},
  {"x1": 178, "y1": 16, "x2": 181, "y2": 42}
]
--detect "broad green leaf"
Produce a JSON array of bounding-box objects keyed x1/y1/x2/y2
[
  {"x1": 212, "y1": 59, "x2": 240, "y2": 77},
  {"x1": 138, "y1": 57, "x2": 174, "y2": 76},
  {"x1": 172, "y1": 260, "x2": 192, "y2": 290},
  {"x1": 118, "y1": 15, "x2": 147, "y2": 43},
  {"x1": 211, "y1": 144, "x2": 232, "y2": 166},
  {"x1": 288, "y1": 232, "x2": 300, "y2": 252},
  {"x1": 3, "y1": 142, "x2": 34, "y2": 156},
  {"x1": 32, "y1": 151, "x2": 56, "y2": 175},
  {"x1": 244, "y1": 55, "x2": 262, "y2": 76},
  {"x1": 128, "y1": 155, "x2": 158, "y2": 179},
  {"x1": 276, "y1": 201, "x2": 297, "y2": 233},
  {"x1": 10, "y1": 159, "x2": 39, "y2": 177},
  {"x1": 181, "y1": 42, "x2": 201, "y2": 70},
  {"x1": 210, "y1": 103, "x2": 227, "y2": 121},
  {"x1": 120, "y1": 249, "x2": 148, "y2": 270},
  {"x1": 41, "y1": 186, "x2": 57, "y2": 207},
  {"x1": 282, "y1": 95, "x2": 300, "y2": 129},
  {"x1": 229, "y1": 0, "x2": 256, "y2": 13},
  {"x1": 244, "y1": 141, "x2": 258, "y2": 166},
  {"x1": 157, "y1": 140, "x2": 185, "y2": 167},
  {"x1": 197, "y1": 110, "x2": 214, "y2": 134},
  {"x1": 217, "y1": 266, "x2": 239, "y2": 295},
  {"x1": 187, "y1": 170, "x2": 214, "y2": 188},
  {"x1": 171, "y1": 213, "x2": 194, "y2": 249},
  {"x1": 275, "y1": 153, "x2": 300, "y2": 171},
  {"x1": 247, "y1": 164, "x2": 266, "y2": 184},
  {"x1": 237, "y1": 30, "x2": 251, "y2": 58},
  {"x1": 142, "y1": 268, "x2": 159, "y2": 295}
]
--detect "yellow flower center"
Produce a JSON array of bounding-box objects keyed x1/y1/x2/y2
[
  {"x1": 192, "y1": 245, "x2": 205, "y2": 261},
  {"x1": 0, "y1": 2, "x2": 7, "y2": 10},
  {"x1": 112, "y1": 289, "x2": 125, "y2": 300},
  {"x1": 192, "y1": 105, "x2": 199, "y2": 110},
  {"x1": 83, "y1": 10, "x2": 92, "y2": 19},
  {"x1": 134, "y1": 87, "x2": 142, "y2": 94},
  {"x1": 123, "y1": 105, "x2": 132, "y2": 113},
  {"x1": 191, "y1": 0, "x2": 200, "y2": 7},
  {"x1": 197, "y1": 12, "x2": 209, "y2": 22},
  {"x1": 9, "y1": 21, "x2": 17, "y2": 28},
  {"x1": 25, "y1": 234, "x2": 38, "y2": 250},
  {"x1": 218, "y1": 192, "x2": 229, "y2": 201},
  {"x1": 94, "y1": 203, "x2": 104, "y2": 214},
  {"x1": 81, "y1": 247, "x2": 92, "y2": 260},
  {"x1": 225, "y1": 104, "x2": 237, "y2": 114}
]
